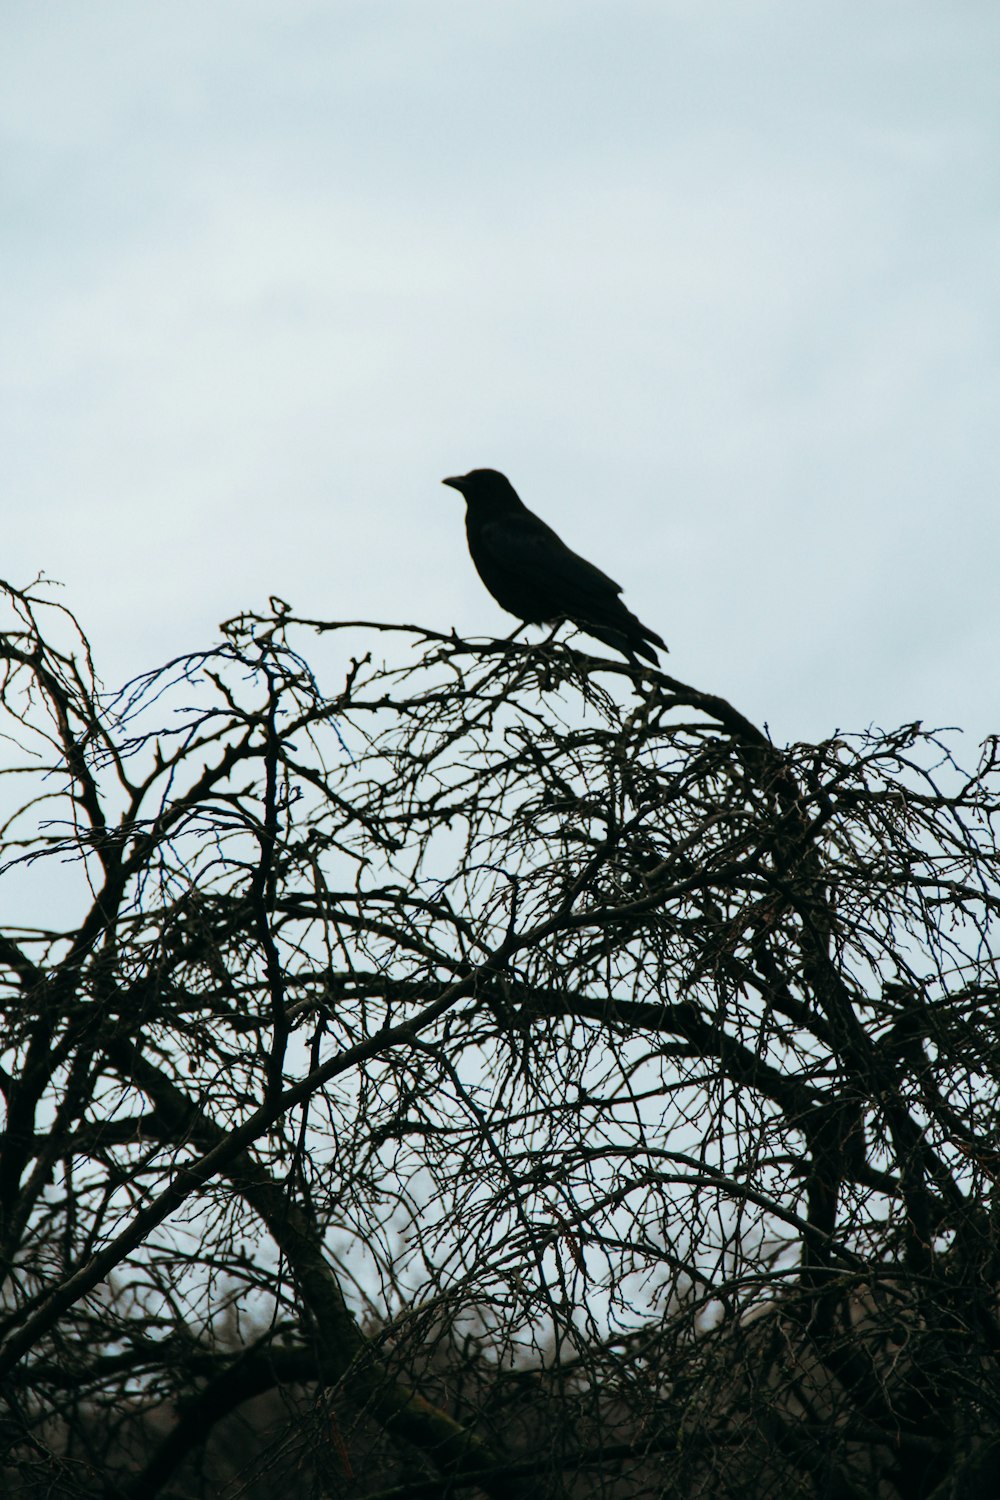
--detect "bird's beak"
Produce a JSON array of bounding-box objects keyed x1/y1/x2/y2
[{"x1": 441, "y1": 475, "x2": 465, "y2": 493}]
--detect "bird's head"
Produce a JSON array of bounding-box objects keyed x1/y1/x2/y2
[{"x1": 442, "y1": 469, "x2": 524, "y2": 513}]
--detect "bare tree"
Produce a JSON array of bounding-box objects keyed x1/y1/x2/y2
[{"x1": 1, "y1": 578, "x2": 999, "y2": 1499}]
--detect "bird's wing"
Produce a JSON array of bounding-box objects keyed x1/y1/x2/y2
[{"x1": 480, "y1": 514, "x2": 624, "y2": 606}]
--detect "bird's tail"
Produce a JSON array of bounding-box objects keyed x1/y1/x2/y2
[{"x1": 583, "y1": 610, "x2": 667, "y2": 666}]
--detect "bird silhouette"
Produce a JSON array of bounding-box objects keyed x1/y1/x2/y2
[{"x1": 443, "y1": 468, "x2": 667, "y2": 666}]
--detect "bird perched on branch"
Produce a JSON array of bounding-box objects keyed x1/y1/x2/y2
[{"x1": 442, "y1": 468, "x2": 667, "y2": 666}]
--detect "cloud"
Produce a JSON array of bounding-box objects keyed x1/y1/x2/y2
[{"x1": 2, "y1": 2, "x2": 998, "y2": 740}]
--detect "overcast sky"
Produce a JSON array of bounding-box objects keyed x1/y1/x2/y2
[{"x1": 3, "y1": 2, "x2": 998, "y2": 745}]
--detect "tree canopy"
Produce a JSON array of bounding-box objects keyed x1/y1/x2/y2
[{"x1": 1, "y1": 579, "x2": 999, "y2": 1499}]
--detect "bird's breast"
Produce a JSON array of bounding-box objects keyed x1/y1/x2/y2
[{"x1": 466, "y1": 516, "x2": 553, "y2": 624}]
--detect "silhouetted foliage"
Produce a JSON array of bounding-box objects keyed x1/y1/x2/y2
[{"x1": 1, "y1": 579, "x2": 999, "y2": 1498}]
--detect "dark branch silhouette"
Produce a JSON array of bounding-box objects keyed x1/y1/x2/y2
[{"x1": 1, "y1": 580, "x2": 999, "y2": 1499}]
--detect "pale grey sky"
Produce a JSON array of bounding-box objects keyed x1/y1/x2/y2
[{"x1": 3, "y1": 2, "x2": 998, "y2": 742}]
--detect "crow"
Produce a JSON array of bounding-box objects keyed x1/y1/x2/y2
[{"x1": 442, "y1": 468, "x2": 667, "y2": 665}]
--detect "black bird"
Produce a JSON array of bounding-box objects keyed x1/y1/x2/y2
[{"x1": 442, "y1": 468, "x2": 667, "y2": 666}]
